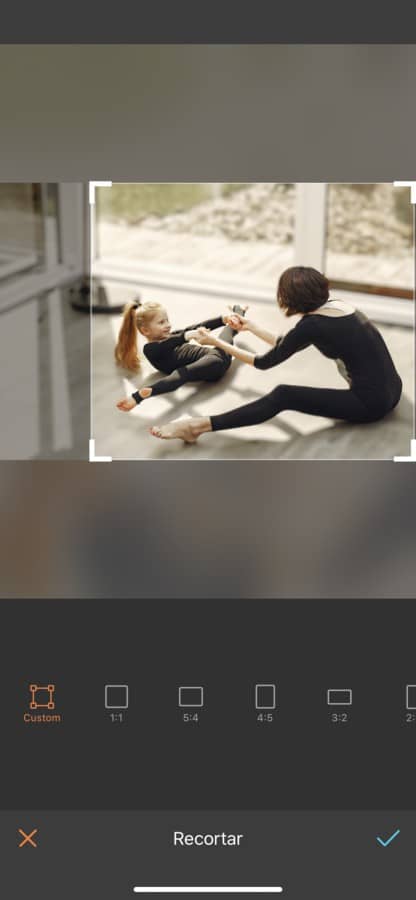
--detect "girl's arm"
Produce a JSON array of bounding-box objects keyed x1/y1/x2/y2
[{"x1": 184, "y1": 315, "x2": 225, "y2": 336}]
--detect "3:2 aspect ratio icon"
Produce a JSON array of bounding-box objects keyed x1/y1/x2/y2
[
  {"x1": 105, "y1": 685, "x2": 129, "y2": 710},
  {"x1": 327, "y1": 689, "x2": 352, "y2": 707}
]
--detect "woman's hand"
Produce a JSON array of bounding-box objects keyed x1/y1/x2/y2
[
  {"x1": 116, "y1": 397, "x2": 137, "y2": 412},
  {"x1": 194, "y1": 327, "x2": 218, "y2": 346},
  {"x1": 227, "y1": 313, "x2": 252, "y2": 332}
]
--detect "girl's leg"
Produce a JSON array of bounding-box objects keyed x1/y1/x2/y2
[
  {"x1": 216, "y1": 303, "x2": 247, "y2": 345},
  {"x1": 134, "y1": 356, "x2": 226, "y2": 403},
  {"x1": 217, "y1": 322, "x2": 236, "y2": 344}
]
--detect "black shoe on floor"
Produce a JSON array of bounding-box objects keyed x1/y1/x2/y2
[{"x1": 232, "y1": 304, "x2": 247, "y2": 317}]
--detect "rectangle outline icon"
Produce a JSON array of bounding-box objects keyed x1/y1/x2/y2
[
  {"x1": 406, "y1": 685, "x2": 416, "y2": 710},
  {"x1": 255, "y1": 683, "x2": 277, "y2": 710},
  {"x1": 105, "y1": 684, "x2": 129, "y2": 709},
  {"x1": 327, "y1": 688, "x2": 352, "y2": 706},
  {"x1": 178, "y1": 686, "x2": 204, "y2": 708}
]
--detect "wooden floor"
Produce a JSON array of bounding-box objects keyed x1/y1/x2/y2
[
  {"x1": 92, "y1": 281, "x2": 414, "y2": 461},
  {"x1": 97, "y1": 222, "x2": 414, "y2": 291}
]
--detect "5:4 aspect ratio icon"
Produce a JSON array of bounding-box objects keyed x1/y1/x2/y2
[{"x1": 29, "y1": 685, "x2": 56, "y2": 711}]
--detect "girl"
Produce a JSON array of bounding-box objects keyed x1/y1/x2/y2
[
  {"x1": 150, "y1": 266, "x2": 403, "y2": 444},
  {"x1": 115, "y1": 300, "x2": 246, "y2": 411}
]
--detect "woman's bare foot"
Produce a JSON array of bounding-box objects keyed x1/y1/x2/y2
[
  {"x1": 139, "y1": 387, "x2": 152, "y2": 400},
  {"x1": 150, "y1": 417, "x2": 212, "y2": 444}
]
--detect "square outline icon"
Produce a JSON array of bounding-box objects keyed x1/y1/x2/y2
[
  {"x1": 105, "y1": 684, "x2": 129, "y2": 710},
  {"x1": 406, "y1": 685, "x2": 416, "y2": 710},
  {"x1": 178, "y1": 686, "x2": 204, "y2": 708},
  {"x1": 255, "y1": 683, "x2": 277, "y2": 710},
  {"x1": 327, "y1": 688, "x2": 352, "y2": 707}
]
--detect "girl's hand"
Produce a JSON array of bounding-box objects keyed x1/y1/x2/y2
[
  {"x1": 194, "y1": 327, "x2": 217, "y2": 346},
  {"x1": 185, "y1": 329, "x2": 201, "y2": 341},
  {"x1": 116, "y1": 397, "x2": 137, "y2": 412}
]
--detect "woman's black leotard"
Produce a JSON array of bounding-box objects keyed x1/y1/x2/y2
[
  {"x1": 210, "y1": 309, "x2": 402, "y2": 432},
  {"x1": 132, "y1": 316, "x2": 237, "y2": 402}
]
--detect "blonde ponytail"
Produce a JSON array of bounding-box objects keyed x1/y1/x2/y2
[
  {"x1": 115, "y1": 303, "x2": 141, "y2": 372},
  {"x1": 114, "y1": 299, "x2": 164, "y2": 372}
]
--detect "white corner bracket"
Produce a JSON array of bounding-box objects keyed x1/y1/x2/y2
[
  {"x1": 394, "y1": 439, "x2": 416, "y2": 463},
  {"x1": 89, "y1": 439, "x2": 112, "y2": 463},
  {"x1": 393, "y1": 182, "x2": 416, "y2": 462},
  {"x1": 394, "y1": 181, "x2": 416, "y2": 204},
  {"x1": 89, "y1": 181, "x2": 113, "y2": 205}
]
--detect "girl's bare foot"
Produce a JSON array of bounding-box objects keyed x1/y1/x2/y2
[
  {"x1": 150, "y1": 417, "x2": 211, "y2": 444},
  {"x1": 139, "y1": 387, "x2": 152, "y2": 400}
]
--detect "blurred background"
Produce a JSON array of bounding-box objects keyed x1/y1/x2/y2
[
  {"x1": 0, "y1": 461, "x2": 415, "y2": 598},
  {"x1": 0, "y1": 45, "x2": 416, "y2": 600},
  {"x1": 95, "y1": 182, "x2": 413, "y2": 302}
]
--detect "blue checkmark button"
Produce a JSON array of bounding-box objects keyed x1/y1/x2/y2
[{"x1": 377, "y1": 829, "x2": 400, "y2": 848}]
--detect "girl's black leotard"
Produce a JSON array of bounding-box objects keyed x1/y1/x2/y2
[
  {"x1": 210, "y1": 309, "x2": 402, "y2": 432},
  {"x1": 132, "y1": 316, "x2": 238, "y2": 403},
  {"x1": 143, "y1": 316, "x2": 227, "y2": 373}
]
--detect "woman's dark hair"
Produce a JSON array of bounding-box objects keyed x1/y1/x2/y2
[{"x1": 277, "y1": 266, "x2": 330, "y2": 316}]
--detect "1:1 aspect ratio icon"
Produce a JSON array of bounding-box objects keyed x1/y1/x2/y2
[
  {"x1": 255, "y1": 684, "x2": 277, "y2": 710},
  {"x1": 178, "y1": 686, "x2": 204, "y2": 708},
  {"x1": 105, "y1": 685, "x2": 129, "y2": 710}
]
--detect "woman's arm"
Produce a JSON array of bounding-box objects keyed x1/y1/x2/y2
[
  {"x1": 230, "y1": 314, "x2": 277, "y2": 346},
  {"x1": 196, "y1": 316, "x2": 315, "y2": 369},
  {"x1": 253, "y1": 317, "x2": 315, "y2": 369},
  {"x1": 246, "y1": 321, "x2": 278, "y2": 346}
]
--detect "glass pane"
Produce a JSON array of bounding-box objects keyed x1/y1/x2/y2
[
  {"x1": 95, "y1": 183, "x2": 295, "y2": 292},
  {"x1": 0, "y1": 284, "x2": 90, "y2": 459},
  {"x1": 0, "y1": 183, "x2": 61, "y2": 283},
  {"x1": 0, "y1": 184, "x2": 45, "y2": 278},
  {"x1": 325, "y1": 184, "x2": 413, "y2": 294}
]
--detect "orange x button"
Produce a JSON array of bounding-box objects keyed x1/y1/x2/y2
[{"x1": 18, "y1": 828, "x2": 38, "y2": 848}]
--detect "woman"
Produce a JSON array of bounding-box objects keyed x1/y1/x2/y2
[
  {"x1": 115, "y1": 300, "x2": 246, "y2": 411},
  {"x1": 150, "y1": 266, "x2": 402, "y2": 443}
]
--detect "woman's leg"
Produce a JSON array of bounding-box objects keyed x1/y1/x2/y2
[
  {"x1": 210, "y1": 384, "x2": 372, "y2": 431},
  {"x1": 151, "y1": 384, "x2": 374, "y2": 442}
]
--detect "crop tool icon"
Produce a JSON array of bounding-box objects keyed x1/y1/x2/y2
[{"x1": 29, "y1": 684, "x2": 56, "y2": 710}]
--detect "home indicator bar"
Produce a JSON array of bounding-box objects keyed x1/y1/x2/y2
[{"x1": 133, "y1": 889, "x2": 284, "y2": 894}]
